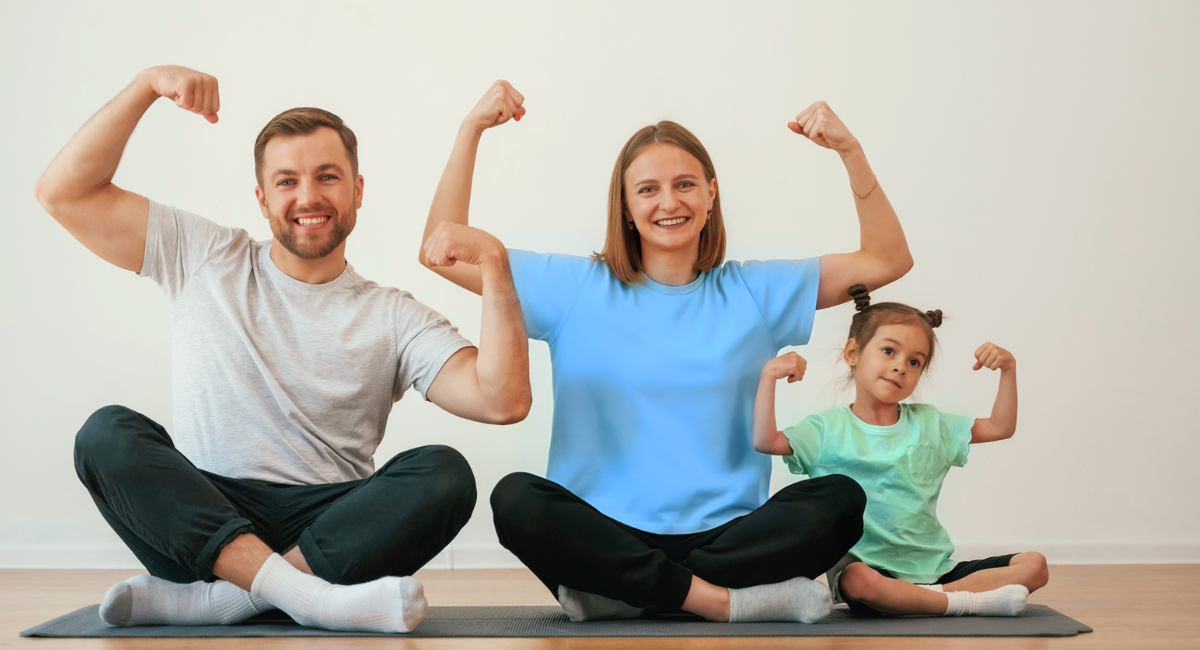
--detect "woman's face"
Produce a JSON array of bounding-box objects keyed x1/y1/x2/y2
[{"x1": 623, "y1": 143, "x2": 717, "y2": 259}]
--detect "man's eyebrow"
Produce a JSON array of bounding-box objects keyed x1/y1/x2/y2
[
  {"x1": 270, "y1": 163, "x2": 346, "y2": 179},
  {"x1": 316, "y1": 163, "x2": 346, "y2": 173},
  {"x1": 271, "y1": 168, "x2": 297, "y2": 179},
  {"x1": 880, "y1": 338, "x2": 927, "y2": 357}
]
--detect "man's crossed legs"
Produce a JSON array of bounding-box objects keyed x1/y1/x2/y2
[{"x1": 74, "y1": 405, "x2": 477, "y2": 632}]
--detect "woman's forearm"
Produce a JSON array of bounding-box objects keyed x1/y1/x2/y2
[
  {"x1": 839, "y1": 145, "x2": 913, "y2": 280},
  {"x1": 423, "y1": 124, "x2": 483, "y2": 243}
]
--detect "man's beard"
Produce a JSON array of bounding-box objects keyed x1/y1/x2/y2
[{"x1": 269, "y1": 204, "x2": 353, "y2": 260}]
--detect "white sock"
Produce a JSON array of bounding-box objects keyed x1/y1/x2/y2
[
  {"x1": 918, "y1": 584, "x2": 945, "y2": 592},
  {"x1": 249, "y1": 553, "x2": 427, "y2": 633},
  {"x1": 944, "y1": 584, "x2": 1028, "y2": 616},
  {"x1": 556, "y1": 585, "x2": 644, "y2": 622},
  {"x1": 728, "y1": 576, "x2": 832, "y2": 623},
  {"x1": 99, "y1": 574, "x2": 271, "y2": 627}
]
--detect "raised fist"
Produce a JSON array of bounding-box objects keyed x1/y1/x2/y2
[
  {"x1": 140, "y1": 65, "x2": 220, "y2": 123},
  {"x1": 763, "y1": 351, "x2": 808, "y2": 384},
  {"x1": 788, "y1": 101, "x2": 857, "y2": 153},
  {"x1": 973, "y1": 342, "x2": 1016, "y2": 372},
  {"x1": 464, "y1": 80, "x2": 525, "y2": 133}
]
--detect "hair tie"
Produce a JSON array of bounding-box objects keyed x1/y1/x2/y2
[{"x1": 847, "y1": 284, "x2": 871, "y2": 312}]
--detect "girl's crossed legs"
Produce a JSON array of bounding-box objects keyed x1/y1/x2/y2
[{"x1": 836, "y1": 552, "x2": 1049, "y2": 616}]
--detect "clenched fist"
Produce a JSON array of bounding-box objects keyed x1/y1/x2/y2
[
  {"x1": 973, "y1": 343, "x2": 1015, "y2": 372},
  {"x1": 464, "y1": 80, "x2": 525, "y2": 133},
  {"x1": 421, "y1": 222, "x2": 506, "y2": 268},
  {"x1": 788, "y1": 101, "x2": 857, "y2": 153},
  {"x1": 139, "y1": 66, "x2": 220, "y2": 123},
  {"x1": 763, "y1": 351, "x2": 808, "y2": 384}
]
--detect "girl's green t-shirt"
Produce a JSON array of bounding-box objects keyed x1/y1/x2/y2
[{"x1": 783, "y1": 403, "x2": 974, "y2": 584}]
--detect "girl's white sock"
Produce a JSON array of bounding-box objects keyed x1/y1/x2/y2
[
  {"x1": 249, "y1": 553, "x2": 427, "y2": 633},
  {"x1": 99, "y1": 574, "x2": 271, "y2": 627},
  {"x1": 728, "y1": 576, "x2": 832, "y2": 623},
  {"x1": 944, "y1": 584, "x2": 1028, "y2": 616}
]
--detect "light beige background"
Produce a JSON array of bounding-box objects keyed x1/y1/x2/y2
[{"x1": 2, "y1": 0, "x2": 1197, "y2": 569}]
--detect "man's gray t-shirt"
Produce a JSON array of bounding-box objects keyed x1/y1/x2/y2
[{"x1": 139, "y1": 199, "x2": 472, "y2": 485}]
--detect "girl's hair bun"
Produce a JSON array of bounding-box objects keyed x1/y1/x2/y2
[
  {"x1": 847, "y1": 284, "x2": 871, "y2": 312},
  {"x1": 923, "y1": 309, "x2": 943, "y2": 328}
]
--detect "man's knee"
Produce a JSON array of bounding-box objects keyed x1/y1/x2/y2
[
  {"x1": 74, "y1": 405, "x2": 148, "y2": 480},
  {"x1": 413, "y1": 445, "x2": 477, "y2": 515}
]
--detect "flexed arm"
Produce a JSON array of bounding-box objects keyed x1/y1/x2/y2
[
  {"x1": 789, "y1": 103, "x2": 914, "y2": 309},
  {"x1": 421, "y1": 225, "x2": 532, "y2": 424},
  {"x1": 420, "y1": 80, "x2": 526, "y2": 295},
  {"x1": 752, "y1": 352, "x2": 808, "y2": 455},
  {"x1": 970, "y1": 343, "x2": 1019, "y2": 443},
  {"x1": 34, "y1": 66, "x2": 220, "y2": 272}
]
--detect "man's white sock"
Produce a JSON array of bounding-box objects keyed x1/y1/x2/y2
[
  {"x1": 249, "y1": 553, "x2": 427, "y2": 633},
  {"x1": 556, "y1": 585, "x2": 644, "y2": 622},
  {"x1": 99, "y1": 574, "x2": 271, "y2": 627},
  {"x1": 944, "y1": 584, "x2": 1028, "y2": 617},
  {"x1": 728, "y1": 576, "x2": 832, "y2": 623}
]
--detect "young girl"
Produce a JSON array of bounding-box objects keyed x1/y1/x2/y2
[{"x1": 752, "y1": 284, "x2": 1048, "y2": 617}]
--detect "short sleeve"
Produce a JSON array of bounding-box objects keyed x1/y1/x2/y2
[
  {"x1": 936, "y1": 408, "x2": 974, "y2": 467},
  {"x1": 737, "y1": 258, "x2": 822, "y2": 348},
  {"x1": 507, "y1": 249, "x2": 594, "y2": 342},
  {"x1": 138, "y1": 199, "x2": 240, "y2": 302},
  {"x1": 393, "y1": 292, "x2": 474, "y2": 402},
  {"x1": 781, "y1": 414, "x2": 826, "y2": 476}
]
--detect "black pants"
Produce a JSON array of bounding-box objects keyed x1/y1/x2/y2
[
  {"x1": 74, "y1": 405, "x2": 476, "y2": 585},
  {"x1": 491, "y1": 472, "x2": 866, "y2": 611}
]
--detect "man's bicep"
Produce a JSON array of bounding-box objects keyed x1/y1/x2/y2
[
  {"x1": 51, "y1": 186, "x2": 149, "y2": 273},
  {"x1": 424, "y1": 347, "x2": 490, "y2": 421}
]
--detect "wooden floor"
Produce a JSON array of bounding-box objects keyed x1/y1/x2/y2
[{"x1": 3, "y1": 565, "x2": 1199, "y2": 649}]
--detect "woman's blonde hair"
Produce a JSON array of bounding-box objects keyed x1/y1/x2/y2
[{"x1": 592, "y1": 121, "x2": 726, "y2": 284}]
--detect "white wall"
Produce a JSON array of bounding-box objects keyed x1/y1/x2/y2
[{"x1": 2, "y1": 0, "x2": 1197, "y2": 569}]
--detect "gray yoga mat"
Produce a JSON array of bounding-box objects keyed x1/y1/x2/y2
[{"x1": 21, "y1": 604, "x2": 1091, "y2": 638}]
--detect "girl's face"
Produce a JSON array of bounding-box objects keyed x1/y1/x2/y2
[
  {"x1": 845, "y1": 323, "x2": 930, "y2": 405},
  {"x1": 623, "y1": 143, "x2": 717, "y2": 259}
]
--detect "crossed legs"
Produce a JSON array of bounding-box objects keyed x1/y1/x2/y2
[{"x1": 74, "y1": 405, "x2": 476, "y2": 631}]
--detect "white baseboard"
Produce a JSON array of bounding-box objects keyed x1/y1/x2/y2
[{"x1": 3, "y1": 540, "x2": 1196, "y2": 570}]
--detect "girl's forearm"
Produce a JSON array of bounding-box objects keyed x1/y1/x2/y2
[
  {"x1": 752, "y1": 374, "x2": 791, "y2": 455},
  {"x1": 989, "y1": 367, "x2": 1019, "y2": 437}
]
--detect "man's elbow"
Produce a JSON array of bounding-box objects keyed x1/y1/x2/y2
[
  {"x1": 33, "y1": 174, "x2": 61, "y2": 215},
  {"x1": 488, "y1": 390, "x2": 532, "y2": 425}
]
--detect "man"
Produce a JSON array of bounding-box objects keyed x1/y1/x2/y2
[{"x1": 34, "y1": 65, "x2": 531, "y2": 634}]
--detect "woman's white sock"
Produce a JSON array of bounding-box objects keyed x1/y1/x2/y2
[
  {"x1": 728, "y1": 576, "x2": 832, "y2": 623},
  {"x1": 944, "y1": 584, "x2": 1029, "y2": 616},
  {"x1": 249, "y1": 553, "x2": 427, "y2": 633},
  {"x1": 99, "y1": 574, "x2": 271, "y2": 627},
  {"x1": 556, "y1": 585, "x2": 644, "y2": 622}
]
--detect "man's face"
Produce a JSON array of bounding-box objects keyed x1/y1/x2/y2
[{"x1": 255, "y1": 127, "x2": 363, "y2": 260}]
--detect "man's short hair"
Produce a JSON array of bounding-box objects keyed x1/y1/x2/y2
[{"x1": 254, "y1": 107, "x2": 358, "y2": 187}]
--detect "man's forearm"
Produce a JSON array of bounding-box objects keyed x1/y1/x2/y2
[
  {"x1": 474, "y1": 251, "x2": 531, "y2": 422},
  {"x1": 35, "y1": 74, "x2": 158, "y2": 207}
]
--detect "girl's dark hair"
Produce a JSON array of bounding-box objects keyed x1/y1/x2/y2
[{"x1": 846, "y1": 284, "x2": 944, "y2": 374}]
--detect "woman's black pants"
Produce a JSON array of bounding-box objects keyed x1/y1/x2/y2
[
  {"x1": 74, "y1": 405, "x2": 477, "y2": 585},
  {"x1": 491, "y1": 472, "x2": 866, "y2": 611}
]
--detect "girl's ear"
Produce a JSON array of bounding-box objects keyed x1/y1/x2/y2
[{"x1": 843, "y1": 338, "x2": 859, "y2": 367}]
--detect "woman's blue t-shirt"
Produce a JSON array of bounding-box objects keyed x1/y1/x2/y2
[{"x1": 508, "y1": 249, "x2": 821, "y2": 534}]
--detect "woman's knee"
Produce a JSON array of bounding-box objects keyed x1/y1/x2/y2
[{"x1": 490, "y1": 472, "x2": 555, "y2": 543}]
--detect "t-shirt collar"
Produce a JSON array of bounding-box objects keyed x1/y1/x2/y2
[{"x1": 640, "y1": 270, "x2": 707, "y2": 295}]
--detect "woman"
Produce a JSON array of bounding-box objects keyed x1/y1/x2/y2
[{"x1": 420, "y1": 81, "x2": 913, "y2": 623}]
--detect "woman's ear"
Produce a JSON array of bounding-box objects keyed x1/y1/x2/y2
[{"x1": 843, "y1": 338, "x2": 859, "y2": 367}]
